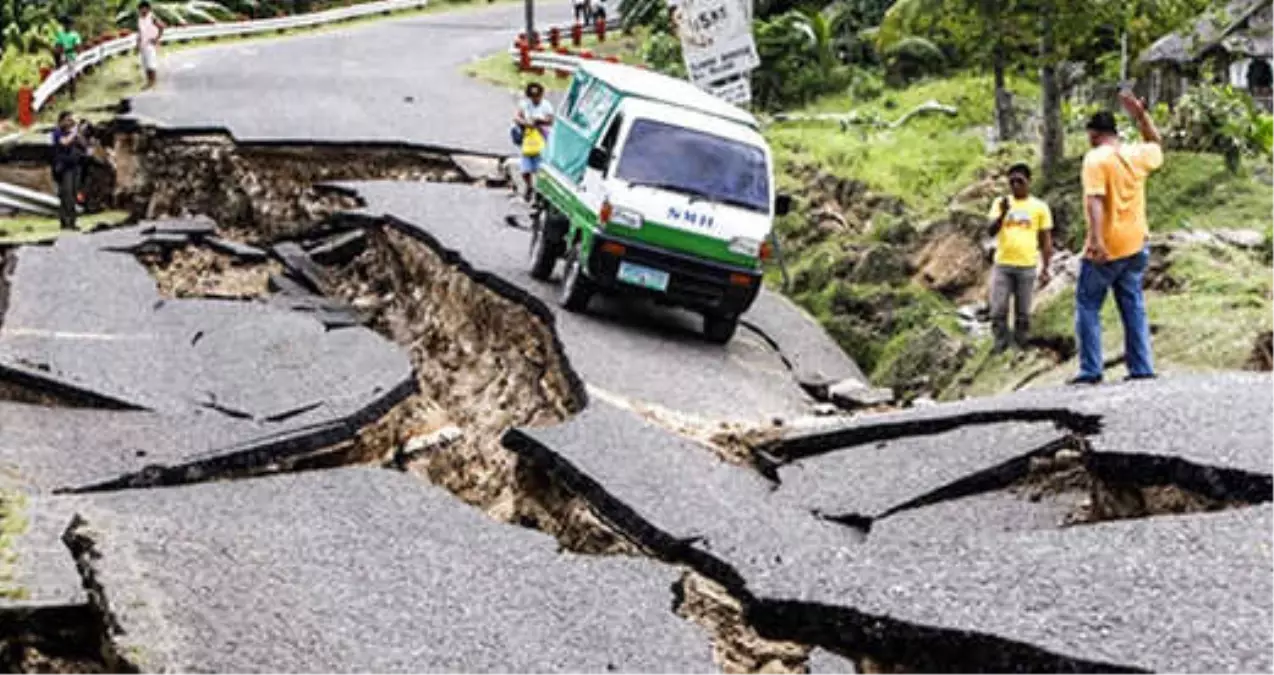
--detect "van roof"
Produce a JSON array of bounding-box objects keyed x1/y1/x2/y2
[{"x1": 577, "y1": 60, "x2": 758, "y2": 130}]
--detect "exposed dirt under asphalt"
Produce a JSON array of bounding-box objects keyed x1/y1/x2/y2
[{"x1": 141, "y1": 245, "x2": 283, "y2": 300}]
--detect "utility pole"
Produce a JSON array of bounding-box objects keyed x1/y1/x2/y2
[{"x1": 525, "y1": 0, "x2": 535, "y2": 47}]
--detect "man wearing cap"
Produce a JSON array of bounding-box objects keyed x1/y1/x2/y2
[{"x1": 1071, "y1": 91, "x2": 1163, "y2": 385}]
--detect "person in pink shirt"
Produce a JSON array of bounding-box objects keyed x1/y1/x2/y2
[{"x1": 137, "y1": 1, "x2": 165, "y2": 89}]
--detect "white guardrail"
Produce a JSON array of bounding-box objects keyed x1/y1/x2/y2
[
  {"x1": 507, "y1": 47, "x2": 589, "y2": 73},
  {"x1": 33, "y1": 0, "x2": 429, "y2": 112}
]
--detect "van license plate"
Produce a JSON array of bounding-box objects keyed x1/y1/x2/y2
[{"x1": 617, "y1": 261, "x2": 670, "y2": 292}]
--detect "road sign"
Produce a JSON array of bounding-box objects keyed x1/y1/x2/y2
[
  {"x1": 673, "y1": 0, "x2": 759, "y2": 85},
  {"x1": 705, "y1": 74, "x2": 750, "y2": 106}
]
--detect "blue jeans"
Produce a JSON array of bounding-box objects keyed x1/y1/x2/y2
[{"x1": 1075, "y1": 246, "x2": 1154, "y2": 379}]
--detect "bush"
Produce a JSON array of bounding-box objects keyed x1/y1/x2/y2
[
  {"x1": 639, "y1": 28, "x2": 685, "y2": 78},
  {"x1": 1167, "y1": 84, "x2": 1273, "y2": 172}
]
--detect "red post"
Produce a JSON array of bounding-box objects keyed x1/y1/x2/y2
[
  {"x1": 570, "y1": 23, "x2": 582, "y2": 46},
  {"x1": 549, "y1": 26, "x2": 560, "y2": 48},
  {"x1": 519, "y1": 45, "x2": 531, "y2": 72},
  {"x1": 554, "y1": 47, "x2": 569, "y2": 78},
  {"x1": 39, "y1": 66, "x2": 51, "y2": 81},
  {"x1": 580, "y1": 50, "x2": 594, "y2": 59},
  {"x1": 595, "y1": 17, "x2": 606, "y2": 42},
  {"x1": 17, "y1": 87, "x2": 33, "y2": 127}
]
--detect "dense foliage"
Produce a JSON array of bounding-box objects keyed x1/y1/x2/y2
[{"x1": 1166, "y1": 84, "x2": 1274, "y2": 172}]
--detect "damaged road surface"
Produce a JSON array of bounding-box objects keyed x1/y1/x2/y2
[
  {"x1": 58, "y1": 468, "x2": 714, "y2": 672},
  {"x1": 506, "y1": 373, "x2": 1274, "y2": 672}
]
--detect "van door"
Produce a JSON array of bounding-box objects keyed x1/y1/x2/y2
[{"x1": 581, "y1": 112, "x2": 624, "y2": 204}]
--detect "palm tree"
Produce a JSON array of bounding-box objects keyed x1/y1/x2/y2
[{"x1": 877, "y1": 0, "x2": 1017, "y2": 140}]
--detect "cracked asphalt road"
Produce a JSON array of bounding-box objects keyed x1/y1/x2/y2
[
  {"x1": 345, "y1": 180, "x2": 861, "y2": 420},
  {"x1": 130, "y1": 1, "x2": 572, "y2": 154}
]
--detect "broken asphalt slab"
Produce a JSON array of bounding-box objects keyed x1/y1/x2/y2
[
  {"x1": 337, "y1": 180, "x2": 864, "y2": 420},
  {"x1": 504, "y1": 399, "x2": 853, "y2": 593},
  {"x1": 0, "y1": 224, "x2": 412, "y2": 421},
  {"x1": 0, "y1": 399, "x2": 386, "y2": 493},
  {"x1": 771, "y1": 420, "x2": 1069, "y2": 527},
  {"x1": 59, "y1": 467, "x2": 715, "y2": 672},
  {"x1": 752, "y1": 505, "x2": 1273, "y2": 674},
  {"x1": 505, "y1": 377, "x2": 1272, "y2": 672}
]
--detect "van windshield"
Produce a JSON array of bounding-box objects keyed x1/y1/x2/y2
[{"x1": 614, "y1": 118, "x2": 770, "y2": 214}]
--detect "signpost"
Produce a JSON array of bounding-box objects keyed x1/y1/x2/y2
[{"x1": 671, "y1": 0, "x2": 758, "y2": 106}]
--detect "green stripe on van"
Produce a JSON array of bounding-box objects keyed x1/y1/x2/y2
[{"x1": 536, "y1": 172, "x2": 759, "y2": 269}]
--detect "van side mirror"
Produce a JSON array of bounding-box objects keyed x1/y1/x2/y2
[
  {"x1": 587, "y1": 147, "x2": 610, "y2": 172},
  {"x1": 775, "y1": 194, "x2": 793, "y2": 217}
]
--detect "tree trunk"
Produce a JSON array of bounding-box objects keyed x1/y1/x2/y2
[
  {"x1": 993, "y1": 40, "x2": 1012, "y2": 142},
  {"x1": 1039, "y1": 0, "x2": 1064, "y2": 186}
]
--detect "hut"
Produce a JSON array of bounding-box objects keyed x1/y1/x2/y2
[{"x1": 1139, "y1": 0, "x2": 1272, "y2": 111}]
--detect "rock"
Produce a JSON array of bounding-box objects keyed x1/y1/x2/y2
[
  {"x1": 827, "y1": 379, "x2": 895, "y2": 410},
  {"x1": 205, "y1": 236, "x2": 268, "y2": 263},
  {"x1": 400, "y1": 426, "x2": 464, "y2": 464},
  {"x1": 811, "y1": 403, "x2": 841, "y2": 417},
  {"x1": 307, "y1": 230, "x2": 367, "y2": 266},
  {"x1": 911, "y1": 223, "x2": 989, "y2": 298},
  {"x1": 847, "y1": 245, "x2": 909, "y2": 284},
  {"x1": 271, "y1": 242, "x2": 332, "y2": 295},
  {"x1": 873, "y1": 326, "x2": 971, "y2": 399},
  {"x1": 451, "y1": 155, "x2": 504, "y2": 183},
  {"x1": 1214, "y1": 228, "x2": 1265, "y2": 250},
  {"x1": 813, "y1": 206, "x2": 849, "y2": 232},
  {"x1": 951, "y1": 177, "x2": 999, "y2": 206},
  {"x1": 910, "y1": 395, "x2": 938, "y2": 407},
  {"x1": 1054, "y1": 447, "x2": 1083, "y2": 465},
  {"x1": 1247, "y1": 331, "x2": 1273, "y2": 372}
]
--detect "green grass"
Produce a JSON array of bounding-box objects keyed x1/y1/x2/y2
[
  {"x1": 766, "y1": 73, "x2": 1041, "y2": 217},
  {"x1": 0, "y1": 210, "x2": 129, "y2": 244},
  {"x1": 463, "y1": 28, "x2": 647, "y2": 93},
  {"x1": 953, "y1": 241, "x2": 1273, "y2": 397},
  {"x1": 1145, "y1": 152, "x2": 1273, "y2": 232}
]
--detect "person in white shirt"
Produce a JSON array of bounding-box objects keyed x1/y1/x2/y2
[
  {"x1": 513, "y1": 82, "x2": 554, "y2": 202},
  {"x1": 137, "y1": 1, "x2": 165, "y2": 89}
]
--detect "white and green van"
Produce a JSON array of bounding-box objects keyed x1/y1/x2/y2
[{"x1": 527, "y1": 60, "x2": 790, "y2": 344}]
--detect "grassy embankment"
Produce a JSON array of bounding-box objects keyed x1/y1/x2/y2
[{"x1": 767, "y1": 75, "x2": 1272, "y2": 397}]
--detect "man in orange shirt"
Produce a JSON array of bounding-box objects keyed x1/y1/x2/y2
[{"x1": 1071, "y1": 90, "x2": 1163, "y2": 385}]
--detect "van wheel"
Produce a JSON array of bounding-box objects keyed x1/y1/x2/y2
[
  {"x1": 529, "y1": 211, "x2": 567, "y2": 281},
  {"x1": 559, "y1": 246, "x2": 594, "y2": 313},
  {"x1": 703, "y1": 313, "x2": 738, "y2": 344}
]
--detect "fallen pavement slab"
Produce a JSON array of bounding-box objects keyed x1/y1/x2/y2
[
  {"x1": 205, "y1": 235, "x2": 268, "y2": 263},
  {"x1": 504, "y1": 400, "x2": 853, "y2": 593},
  {"x1": 62, "y1": 467, "x2": 715, "y2": 673},
  {"x1": 752, "y1": 505, "x2": 1273, "y2": 674}
]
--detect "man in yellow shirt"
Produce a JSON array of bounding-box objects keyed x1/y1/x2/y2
[
  {"x1": 986, "y1": 163, "x2": 1053, "y2": 353},
  {"x1": 1071, "y1": 91, "x2": 1163, "y2": 385}
]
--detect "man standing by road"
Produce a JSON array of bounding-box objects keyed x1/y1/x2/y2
[
  {"x1": 1070, "y1": 90, "x2": 1163, "y2": 385},
  {"x1": 986, "y1": 163, "x2": 1053, "y2": 353},
  {"x1": 53, "y1": 17, "x2": 82, "y2": 100},
  {"x1": 51, "y1": 112, "x2": 88, "y2": 232},
  {"x1": 137, "y1": 1, "x2": 165, "y2": 89},
  {"x1": 513, "y1": 82, "x2": 554, "y2": 203}
]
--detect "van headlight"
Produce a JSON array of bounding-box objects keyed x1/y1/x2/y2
[
  {"x1": 728, "y1": 236, "x2": 762, "y2": 257},
  {"x1": 607, "y1": 206, "x2": 643, "y2": 230}
]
